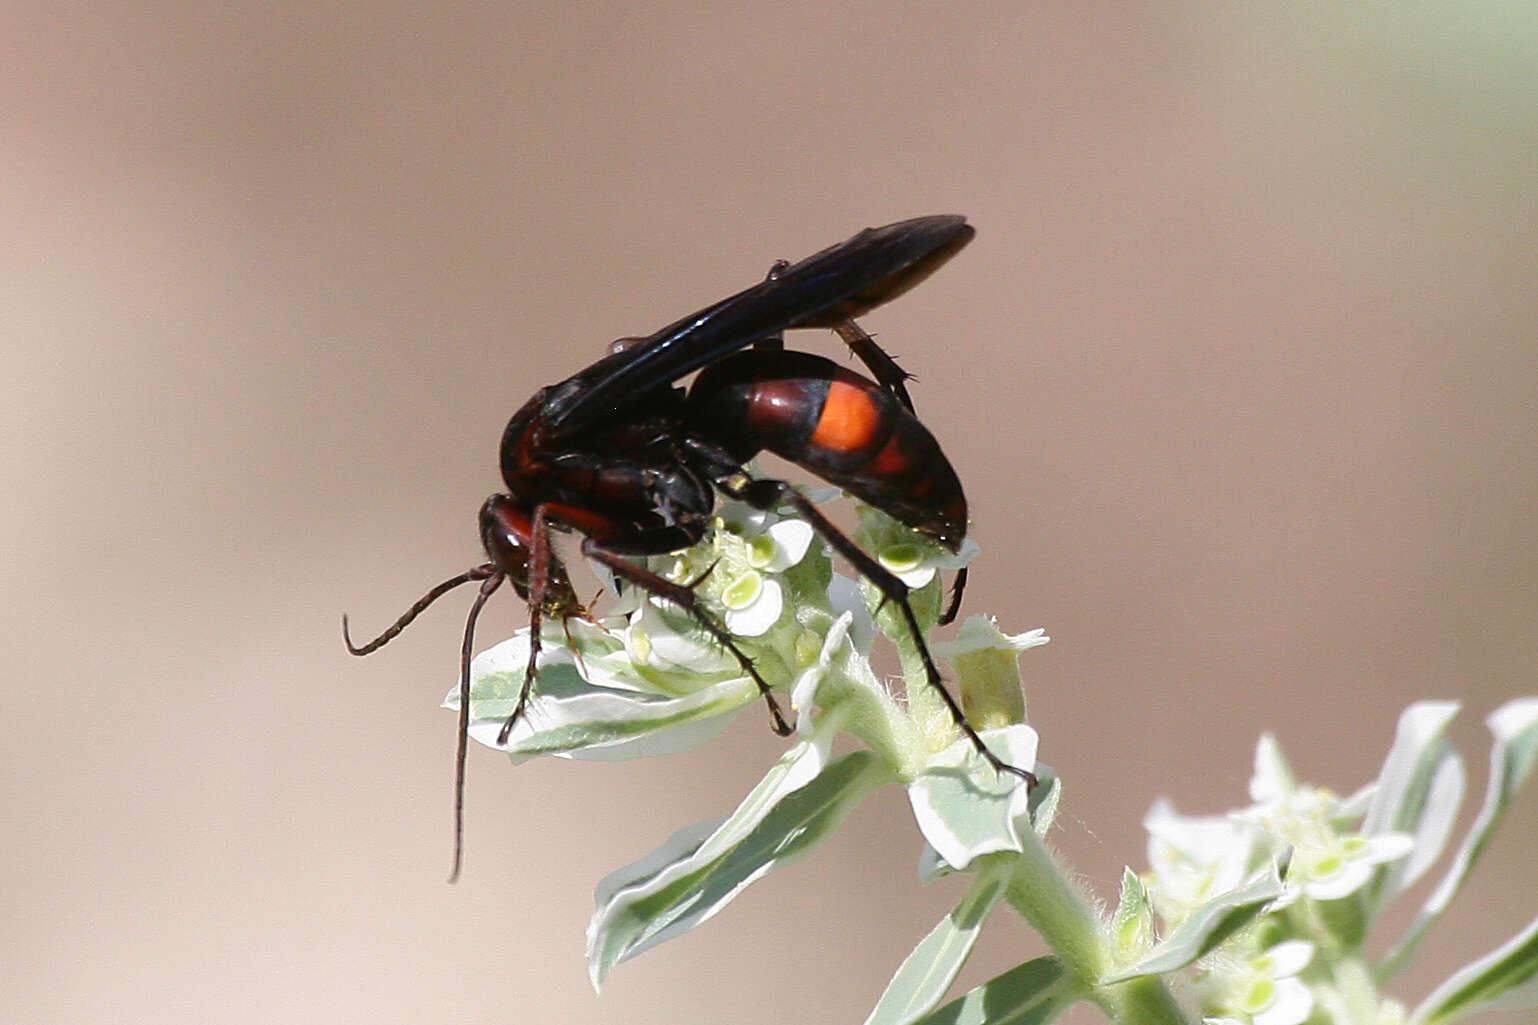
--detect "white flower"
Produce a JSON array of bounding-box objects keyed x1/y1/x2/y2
[
  {"x1": 1224, "y1": 939, "x2": 1316, "y2": 1025},
  {"x1": 1287, "y1": 829, "x2": 1415, "y2": 902},
  {"x1": 850, "y1": 504, "x2": 979, "y2": 590},
  {"x1": 712, "y1": 504, "x2": 816, "y2": 637},
  {"x1": 1238, "y1": 735, "x2": 1413, "y2": 902},
  {"x1": 1143, "y1": 797, "x2": 1257, "y2": 924},
  {"x1": 877, "y1": 535, "x2": 979, "y2": 589}
]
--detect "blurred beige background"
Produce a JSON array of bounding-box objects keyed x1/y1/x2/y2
[{"x1": 5, "y1": 4, "x2": 1535, "y2": 1024}]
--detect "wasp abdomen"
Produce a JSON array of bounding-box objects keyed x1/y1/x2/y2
[{"x1": 689, "y1": 350, "x2": 967, "y2": 550}]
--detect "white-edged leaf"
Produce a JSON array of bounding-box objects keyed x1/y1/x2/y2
[
  {"x1": 863, "y1": 865, "x2": 1010, "y2": 1025},
  {"x1": 1027, "y1": 764, "x2": 1061, "y2": 836},
  {"x1": 586, "y1": 743, "x2": 892, "y2": 988},
  {"x1": 1363, "y1": 701, "x2": 1464, "y2": 909},
  {"x1": 1394, "y1": 751, "x2": 1466, "y2": 894},
  {"x1": 908, "y1": 725, "x2": 1039, "y2": 871},
  {"x1": 450, "y1": 648, "x2": 759, "y2": 760},
  {"x1": 1381, "y1": 697, "x2": 1538, "y2": 979},
  {"x1": 1102, "y1": 861, "x2": 1286, "y2": 983},
  {"x1": 907, "y1": 957, "x2": 1078, "y2": 1025},
  {"x1": 916, "y1": 766, "x2": 1060, "y2": 884},
  {"x1": 1409, "y1": 911, "x2": 1538, "y2": 1025}
]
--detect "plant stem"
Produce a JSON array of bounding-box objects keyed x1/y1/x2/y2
[{"x1": 1000, "y1": 835, "x2": 1192, "y2": 1025}]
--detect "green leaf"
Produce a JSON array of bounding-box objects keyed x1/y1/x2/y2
[
  {"x1": 863, "y1": 865, "x2": 1010, "y2": 1025},
  {"x1": 1362, "y1": 701, "x2": 1466, "y2": 910},
  {"x1": 1381, "y1": 697, "x2": 1538, "y2": 979},
  {"x1": 586, "y1": 741, "x2": 892, "y2": 988},
  {"x1": 1410, "y1": 911, "x2": 1538, "y2": 1025},
  {"x1": 1109, "y1": 869, "x2": 1156, "y2": 962},
  {"x1": 907, "y1": 957, "x2": 1079, "y2": 1025},
  {"x1": 1102, "y1": 861, "x2": 1286, "y2": 983}
]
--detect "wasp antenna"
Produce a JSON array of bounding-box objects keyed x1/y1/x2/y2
[
  {"x1": 343, "y1": 565, "x2": 496, "y2": 656},
  {"x1": 450, "y1": 571, "x2": 505, "y2": 883}
]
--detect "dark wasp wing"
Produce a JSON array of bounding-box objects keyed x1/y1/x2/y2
[{"x1": 544, "y1": 214, "x2": 975, "y2": 437}]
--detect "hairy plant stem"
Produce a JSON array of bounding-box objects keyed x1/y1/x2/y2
[{"x1": 999, "y1": 836, "x2": 1192, "y2": 1025}]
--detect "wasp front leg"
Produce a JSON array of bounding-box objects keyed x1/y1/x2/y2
[{"x1": 579, "y1": 537, "x2": 793, "y2": 737}]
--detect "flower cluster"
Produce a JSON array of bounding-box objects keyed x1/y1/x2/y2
[{"x1": 1137, "y1": 701, "x2": 1538, "y2": 1025}]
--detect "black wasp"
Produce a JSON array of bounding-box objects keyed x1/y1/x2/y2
[{"x1": 344, "y1": 215, "x2": 1030, "y2": 879}]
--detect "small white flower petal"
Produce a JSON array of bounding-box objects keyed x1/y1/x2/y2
[
  {"x1": 895, "y1": 563, "x2": 939, "y2": 589},
  {"x1": 1258, "y1": 939, "x2": 1314, "y2": 978},
  {"x1": 1302, "y1": 858, "x2": 1373, "y2": 901},
  {"x1": 1249, "y1": 733, "x2": 1295, "y2": 805},
  {"x1": 1252, "y1": 977, "x2": 1313, "y2": 1025},
  {"x1": 724, "y1": 578, "x2": 782, "y2": 637},
  {"x1": 1143, "y1": 798, "x2": 1256, "y2": 917},
  {"x1": 1362, "y1": 831, "x2": 1416, "y2": 865},
  {"x1": 763, "y1": 518, "x2": 814, "y2": 571}
]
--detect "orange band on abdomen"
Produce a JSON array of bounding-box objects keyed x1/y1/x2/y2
[{"x1": 809, "y1": 375, "x2": 882, "y2": 455}]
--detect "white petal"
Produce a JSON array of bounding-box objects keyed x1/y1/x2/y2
[
  {"x1": 725, "y1": 579, "x2": 782, "y2": 637},
  {"x1": 764, "y1": 518, "x2": 815, "y2": 571},
  {"x1": 1362, "y1": 831, "x2": 1416, "y2": 865},
  {"x1": 1144, "y1": 799, "x2": 1250, "y2": 865},
  {"x1": 1303, "y1": 858, "x2": 1372, "y2": 900},
  {"x1": 1260, "y1": 939, "x2": 1314, "y2": 978},
  {"x1": 1249, "y1": 733, "x2": 1295, "y2": 805},
  {"x1": 895, "y1": 564, "x2": 938, "y2": 589},
  {"x1": 1252, "y1": 977, "x2": 1314, "y2": 1025}
]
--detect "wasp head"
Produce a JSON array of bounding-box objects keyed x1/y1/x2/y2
[{"x1": 478, "y1": 493, "x2": 586, "y2": 618}]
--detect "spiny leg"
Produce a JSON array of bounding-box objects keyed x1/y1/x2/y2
[
  {"x1": 498, "y1": 504, "x2": 558, "y2": 745},
  {"x1": 832, "y1": 318, "x2": 976, "y2": 620},
  {"x1": 761, "y1": 258, "x2": 914, "y2": 412},
  {"x1": 580, "y1": 539, "x2": 793, "y2": 737},
  {"x1": 833, "y1": 319, "x2": 915, "y2": 413},
  {"x1": 721, "y1": 474, "x2": 1033, "y2": 787}
]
